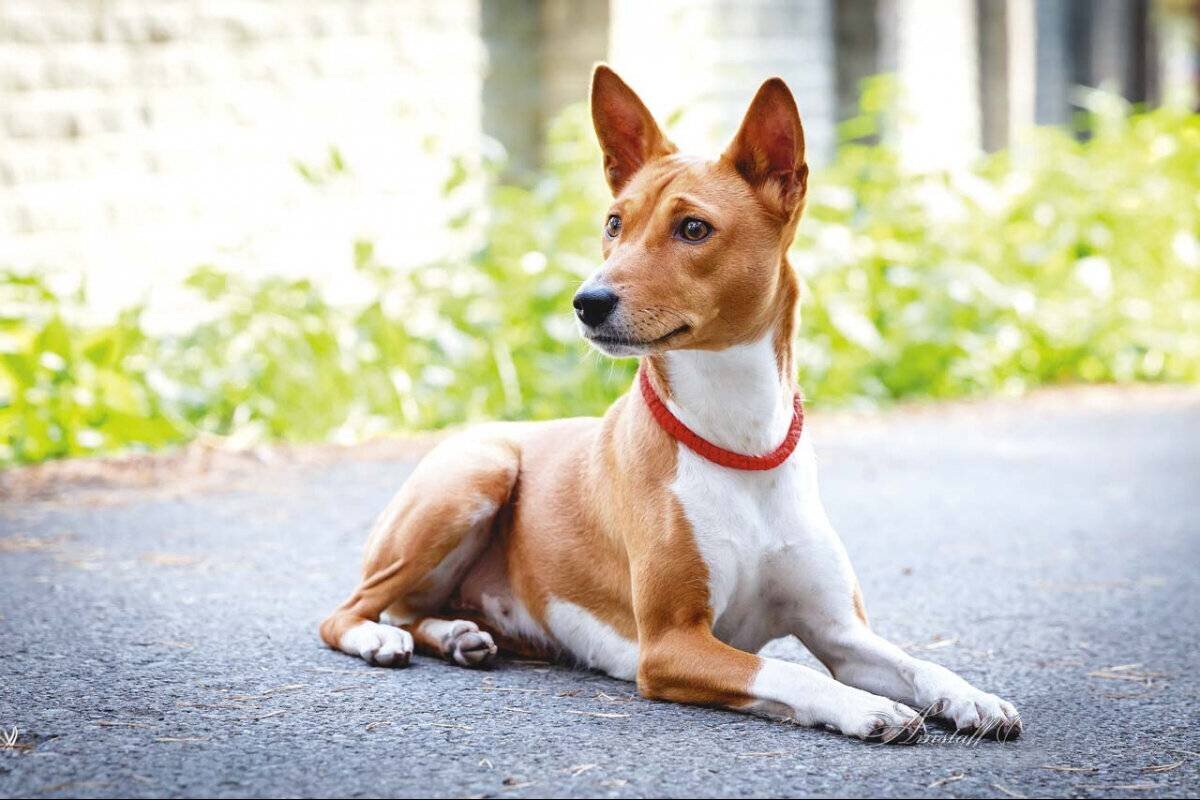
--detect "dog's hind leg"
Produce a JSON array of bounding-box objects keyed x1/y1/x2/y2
[
  {"x1": 318, "y1": 432, "x2": 519, "y2": 667},
  {"x1": 404, "y1": 617, "x2": 498, "y2": 668}
]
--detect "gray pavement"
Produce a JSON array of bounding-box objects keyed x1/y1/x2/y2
[{"x1": 2, "y1": 388, "x2": 1198, "y2": 798}]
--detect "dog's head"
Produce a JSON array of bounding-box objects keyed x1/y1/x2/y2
[{"x1": 575, "y1": 65, "x2": 807, "y2": 358}]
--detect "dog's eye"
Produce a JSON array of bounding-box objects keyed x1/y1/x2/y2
[
  {"x1": 678, "y1": 218, "x2": 712, "y2": 242},
  {"x1": 605, "y1": 215, "x2": 622, "y2": 238}
]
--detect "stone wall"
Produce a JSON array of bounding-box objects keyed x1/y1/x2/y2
[
  {"x1": 2, "y1": 0, "x2": 1189, "y2": 310},
  {"x1": 0, "y1": 0, "x2": 484, "y2": 310},
  {"x1": 0, "y1": 0, "x2": 840, "y2": 308}
]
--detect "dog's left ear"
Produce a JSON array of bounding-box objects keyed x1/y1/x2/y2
[{"x1": 723, "y1": 78, "x2": 808, "y2": 218}]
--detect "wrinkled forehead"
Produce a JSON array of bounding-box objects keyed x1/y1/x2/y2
[{"x1": 613, "y1": 154, "x2": 753, "y2": 218}]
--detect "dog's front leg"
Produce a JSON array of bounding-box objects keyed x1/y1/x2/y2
[
  {"x1": 800, "y1": 621, "x2": 1022, "y2": 739},
  {"x1": 787, "y1": 511, "x2": 1023, "y2": 738},
  {"x1": 636, "y1": 625, "x2": 923, "y2": 742},
  {"x1": 629, "y1": 554, "x2": 923, "y2": 743}
]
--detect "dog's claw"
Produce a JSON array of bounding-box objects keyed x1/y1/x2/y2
[
  {"x1": 994, "y1": 711, "x2": 1023, "y2": 741},
  {"x1": 865, "y1": 703, "x2": 926, "y2": 745},
  {"x1": 933, "y1": 691, "x2": 1022, "y2": 741},
  {"x1": 867, "y1": 717, "x2": 925, "y2": 745}
]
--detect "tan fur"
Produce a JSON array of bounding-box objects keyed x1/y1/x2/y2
[{"x1": 852, "y1": 582, "x2": 870, "y2": 627}]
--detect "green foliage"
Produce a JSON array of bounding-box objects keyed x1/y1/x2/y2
[
  {"x1": 0, "y1": 274, "x2": 187, "y2": 463},
  {"x1": 2, "y1": 89, "x2": 1198, "y2": 466},
  {"x1": 797, "y1": 86, "x2": 1200, "y2": 402}
]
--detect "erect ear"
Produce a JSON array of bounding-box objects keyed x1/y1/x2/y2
[
  {"x1": 723, "y1": 78, "x2": 808, "y2": 217},
  {"x1": 590, "y1": 64, "x2": 676, "y2": 195}
]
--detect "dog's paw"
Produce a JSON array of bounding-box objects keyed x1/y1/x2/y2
[
  {"x1": 340, "y1": 621, "x2": 413, "y2": 667},
  {"x1": 837, "y1": 694, "x2": 926, "y2": 744},
  {"x1": 932, "y1": 690, "x2": 1022, "y2": 740},
  {"x1": 441, "y1": 620, "x2": 498, "y2": 668},
  {"x1": 863, "y1": 701, "x2": 926, "y2": 745}
]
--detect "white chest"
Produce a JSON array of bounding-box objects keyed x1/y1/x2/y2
[
  {"x1": 669, "y1": 436, "x2": 829, "y2": 652},
  {"x1": 659, "y1": 333, "x2": 856, "y2": 653}
]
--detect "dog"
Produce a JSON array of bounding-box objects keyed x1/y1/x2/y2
[{"x1": 319, "y1": 65, "x2": 1022, "y2": 744}]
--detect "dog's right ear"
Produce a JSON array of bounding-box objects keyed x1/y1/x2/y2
[{"x1": 590, "y1": 65, "x2": 675, "y2": 195}]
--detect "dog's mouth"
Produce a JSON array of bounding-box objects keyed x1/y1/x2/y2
[{"x1": 585, "y1": 324, "x2": 690, "y2": 350}]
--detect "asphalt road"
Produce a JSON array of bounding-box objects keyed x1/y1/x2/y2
[{"x1": 2, "y1": 388, "x2": 1198, "y2": 799}]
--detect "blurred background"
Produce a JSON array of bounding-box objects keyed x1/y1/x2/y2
[{"x1": 1, "y1": 0, "x2": 1198, "y2": 465}]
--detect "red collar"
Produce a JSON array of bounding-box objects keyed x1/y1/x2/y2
[{"x1": 638, "y1": 367, "x2": 804, "y2": 471}]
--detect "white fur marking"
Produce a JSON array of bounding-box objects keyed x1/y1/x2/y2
[
  {"x1": 749, "y1": 659, "x2": 919, "y2": 739},
  {"x1": 665, "y1": 333, "x2": 854, "y2": 652},
  {"x1": 545, "y1": 598, "x2": 639, "y2": 680},
  {"x1": 339, "y1": 621, "x2": 413, "y2": 666},
  {"x1": 664, "y1": 335, "x2": 792, "y2": 453},
  {"x1": 480, "y1": 591, "x2": 551, "y2": 649},
  {"x1": 417, "y1": 617, "x2": 468, "y2": 641}
]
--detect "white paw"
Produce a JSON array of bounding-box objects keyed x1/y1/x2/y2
[
  {"x1": 340, "y1": 621, "x2": 413, "y2": 667},
  {"x1": 837, "y1": 691, "x2": 926, "y2": 745},
  {"x1": 932, "y1": 688, "x2": 1022, "y2": 740},
  {"x1": 438, "y1": 620, "x2": 498, "y2": 668}
]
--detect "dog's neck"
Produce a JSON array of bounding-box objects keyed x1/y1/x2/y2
[{"x1": 650, "y1": 330, "x2": 795, "y2": 456}]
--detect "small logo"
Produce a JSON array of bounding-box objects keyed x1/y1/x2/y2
[{"x1": 918, "y1": 727, "x2": 993, "y2": 747}]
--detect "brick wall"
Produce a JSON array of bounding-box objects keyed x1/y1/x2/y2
[{"x1": 0, "y1": 0, "x2": 483, "y2": 314}]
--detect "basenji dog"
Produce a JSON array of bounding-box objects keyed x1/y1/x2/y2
[{"x1": 319, "y1": 65, "x2": 1022, "y2": 743}]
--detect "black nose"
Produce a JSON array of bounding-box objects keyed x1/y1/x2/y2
[{"x1": 573, "y1": 286, "x2": 619, "y2": 327}]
